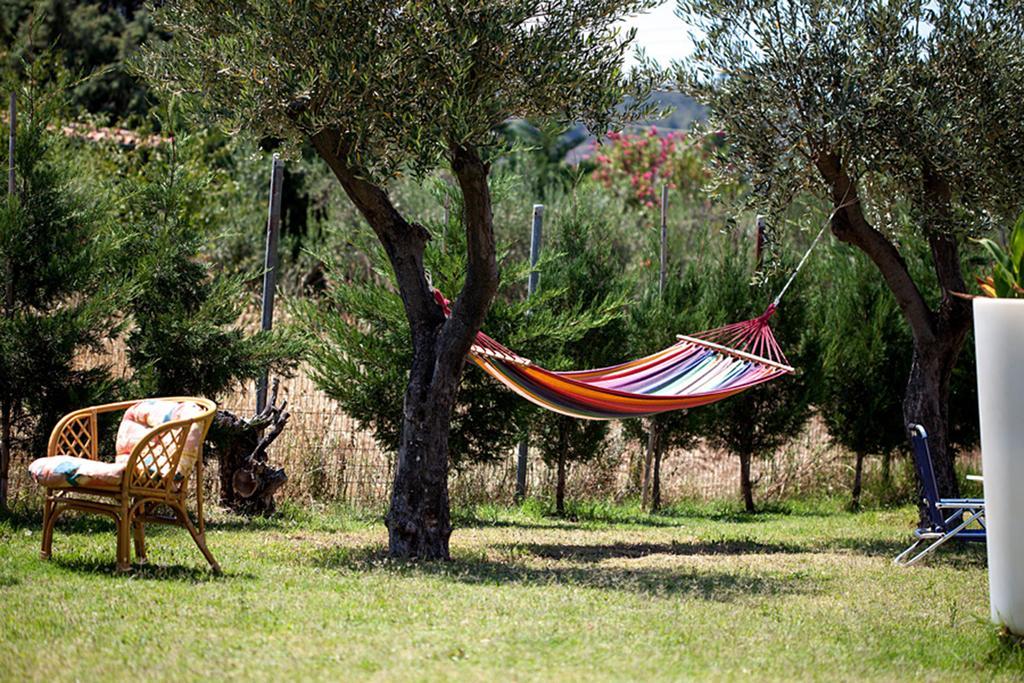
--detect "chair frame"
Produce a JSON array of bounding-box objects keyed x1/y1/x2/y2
[
  {"x1": 893, "y1": 423, "x2": 985, "y2": 567},
  {"x1": 39, "y1": 397, "x2": 221, "y2": 574}
]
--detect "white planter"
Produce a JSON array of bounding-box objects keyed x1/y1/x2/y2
[{"x1": 974, "y1": 297, "x2": 1024, "y2": 635}]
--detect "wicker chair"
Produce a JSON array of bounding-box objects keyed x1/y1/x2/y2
[{"x1": 29, "y1": 397, "x2": 220, "y2": 574}]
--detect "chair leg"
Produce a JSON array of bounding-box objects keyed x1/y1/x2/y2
[
  {"x1": 132, "y1": 518, "x2": 147, "y2": 565},
  {"x1": 174, "y1": 504, "x2": 221, "y2": 575},
  {"x1": 894, "y1": 510, "x2": 985, "y2": 567},
  {"x1": 40, "y1": 497, "x2": 56, "y2": 560},
  {"x1": 894, "y1": 538, "x2": 926, "y2": 566},
  {"x1": 115, "y1": 505, "x2": 131, "y2": 573}
]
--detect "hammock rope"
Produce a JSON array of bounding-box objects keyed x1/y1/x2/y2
[{"x1": 436, "y1": 205, "x2": 845, "y2": 421}]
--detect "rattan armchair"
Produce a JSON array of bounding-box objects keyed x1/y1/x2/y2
[{"x1": 35, "y1": 397, "x2": 220, "y2": 573}]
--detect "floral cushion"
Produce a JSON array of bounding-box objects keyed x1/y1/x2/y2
[
  {"x1": 28, "y1": 455, "x2": 125, "y2": 489},
  {"x1": 115, "y1": 400, "x2": 207, "y2": 481},
  {"x1": 29, "y1": 399, "x2": 208, "y2": 490}
]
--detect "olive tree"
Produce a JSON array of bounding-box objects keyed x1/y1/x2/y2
[
  {"x1": 142, "y1": 0, "x2": 660, "y2": 558},
  {"x1": 676, "y1": 0, "x2": 1024, "y2": 498}
]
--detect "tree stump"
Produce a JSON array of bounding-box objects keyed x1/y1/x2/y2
[{"x1": 206, "y1": 379, "x2": 290, "y2": 515}]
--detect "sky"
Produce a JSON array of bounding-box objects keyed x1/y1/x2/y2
[{"x1": 621, "y1": 1, "x2": 694, "y2": 67}]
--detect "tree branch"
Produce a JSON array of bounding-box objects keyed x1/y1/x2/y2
[
  {"x1": 308, "y1": 128, "x2": 443, "y2": 337},
  {"x1": 815, "y1": 152, "x2": 936, "y2": 343},
  {"x1": 438, "y1": 144, "x2": 500, "y2": 369}
]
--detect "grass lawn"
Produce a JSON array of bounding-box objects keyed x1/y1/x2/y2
[{"x1": 1, "y1": 498, "x2": 1021, "y2": 681}]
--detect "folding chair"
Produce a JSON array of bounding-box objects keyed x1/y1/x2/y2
[{"x1": 894, "y1": 424, "x2": 985, "y2": 567}]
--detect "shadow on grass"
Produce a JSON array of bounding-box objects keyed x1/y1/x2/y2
[
  {"x1": 505, "y1": 539, "x2": 808, "y2": 562},
  {"x1": 453, "y1": 501, "x2": 845, "y2": 530},
  {"x1": 306, "y1": 544, "x2": 819, "y2": 602},
  {"x1": 827, "y1": 536, "x2": 987, "y2": 568},
  {"x1": 50, "y1": 556, "x2": 252, "y2": 581}
]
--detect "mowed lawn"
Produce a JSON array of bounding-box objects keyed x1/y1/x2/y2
[{"x1": 1, "y1": 499, "x2": 1021, "y2": 682}]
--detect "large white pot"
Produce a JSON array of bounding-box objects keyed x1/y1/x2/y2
[{"x1": 974, "y1": 297, "x2": 1024, "y2": 635}]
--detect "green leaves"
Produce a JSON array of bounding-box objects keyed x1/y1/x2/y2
[
  {"x1": 141, "y1": 0, "x2": 665, "y2": 183},
  {"x1": 677, "y1": 0, "x2": 1024, "y2": 241},
  {"x1": 975, "y1": 209, "x2": 1024, "y2": 298}
]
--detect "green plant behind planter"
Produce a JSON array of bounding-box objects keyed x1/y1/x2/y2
[{"x1": 976, "y1": 210, "x2": 1024, "y2": 298}]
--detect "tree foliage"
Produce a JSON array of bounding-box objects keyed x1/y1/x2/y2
[
  {"x1": 675, "y1": 0, "x2": 1024, "y2": 501},
  {"x1": 2, "y1": 1, "x2": 158, "y2": 123},
  {"x1": 118, "y1": 131, "x2": 301, "y2": 399},
  {"x1": 0, "y1": 85, "x2": 122, "y2": 506},
  {"x1": 141, "y1": 0, "x2": 662, "y2": 182}
]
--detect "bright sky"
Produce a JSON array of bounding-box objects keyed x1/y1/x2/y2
[{"x1": 621, "y1": 1, "x2": 694, "y2": 68}]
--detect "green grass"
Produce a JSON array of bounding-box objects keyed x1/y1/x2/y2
[{"x1": 1, "y1": 498, "x2": 1021, "y2": 682}]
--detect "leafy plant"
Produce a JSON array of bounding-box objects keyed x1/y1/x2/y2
[{"x1": 976, "y1": 210, "x2": 1024, "y2": 298}]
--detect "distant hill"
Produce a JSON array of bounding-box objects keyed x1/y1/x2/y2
[{"x1": 642, "y1": 91, "x2": 707, "y2": 132}]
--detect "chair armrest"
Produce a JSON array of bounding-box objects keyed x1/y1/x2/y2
[
  {"x1": 122, "y1": 416, "x2": 203, "y2": 494},
  {"x1": 936, "y1": 499, "x2": 985, "y2": 509},
  {"x1": 46, "y1": 400, "x2": 141, "y2": 460}
]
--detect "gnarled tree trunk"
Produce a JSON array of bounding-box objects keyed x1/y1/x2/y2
[
  {"x1": 817, "y1": 156, "x2": 972, "y2": 512},
  {"x1": 311, "y1": 131, "x2": 498, "y2": 560}
]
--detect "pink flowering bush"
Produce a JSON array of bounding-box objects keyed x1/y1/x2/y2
[{"x1": 591, "y1": 127, "x2": 720, "y2": 214}]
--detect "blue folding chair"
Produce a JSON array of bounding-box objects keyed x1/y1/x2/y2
[{"x1": 893, "y1": 424, "x2": 986, "y2": 567}]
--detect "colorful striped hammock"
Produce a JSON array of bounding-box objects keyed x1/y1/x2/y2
[{"x1": 434, "y1": 290, "x2": 794, "y2": 420}]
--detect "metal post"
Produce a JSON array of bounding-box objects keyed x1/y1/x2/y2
[
  {"x1": 645, "y1": 184, "x2": 670, "y2": 510},
  {"x1": 0, "y1": 93, "x2": 13, "y2": 510},
  {"x1": 255, "y1": 154, "x2": 284, "y2": 413},
  {"x1": 515, "y1": 204, "x2": 544, "y2": 502},
  {"x1": 755, "y1": 214, "x2": 766, "y2": 269},
  {"x1": 659, "y1": 183, "x2": 668, "y2": 295},
  {"x1": 7, "y1": 93, "x2": 14, "y2": 195}
]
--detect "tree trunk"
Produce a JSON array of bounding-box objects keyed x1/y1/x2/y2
[
  {"x1": 0, "y1": 400, "x2": 10, "y2": 511},
  {"x1": 641, "y1": 418, "x2": 658, "y2": 509},
  {"x1": 739, "y1": 451, "x2": 756, "y2": 513},
  {"x1": 651, "y1": 434, "x2": 664, "y2": 513},
  {"x1": 309, "y1": 131, "x2": 498, "y2": 560},
  {"x1": 816, "y1": 155, "x2": 971, "y2": 507},
  {"x1": 903, "y1": 340, "x2": 964, "y2": 503},
  {"x1": 556, "y1": 453, "x2": 567, "y2": 517},
  {"x1": 385, "y1": 336, "x2": 461, "y2": 559},
  {"x1": 851, "y1": 450, "x2": 865, "y2": 512}
]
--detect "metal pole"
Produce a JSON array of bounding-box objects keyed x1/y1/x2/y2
[
  {"x1": 659, "y1": 183, "x2": 668, "y2": 296},
  {"x1": 515, "y1": 204, "x2": 544, "y2": 503},
  {"x1": 1, "y1": 93, "x2": 13, "y2": 510},
  {"x1": 255, "y1": 154, "x2": 284, "y2": 413},
  {"x1": 7, "y1": 93, "x2": 14, "y2": 195},
  {"x1": 645, "y1": 184, "x2": 669, "y2": 510}
]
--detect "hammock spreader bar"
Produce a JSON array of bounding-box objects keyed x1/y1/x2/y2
[{"x1": 435, "y1": 290, "x2": 795, "y2": 421}]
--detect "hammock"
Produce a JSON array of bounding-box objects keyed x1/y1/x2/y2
[
  {"x1": 434, "y1": 290, "x2": 794, "y2": 421},
  {"x1": 431, "y1": 206, "x2": 845, "y2": 420}
]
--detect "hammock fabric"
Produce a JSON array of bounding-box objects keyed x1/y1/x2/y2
[{"x1": 433, "y1": 291, "x2": 795, "y2": 421}]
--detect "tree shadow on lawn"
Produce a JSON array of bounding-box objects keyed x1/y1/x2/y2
[
  {"x1": 504, "y1": 538, "x2": 809, "y2": 562},
  {"x1": 452, "y1": 505, "x2": 835, "y2": 531},
  {"x1": 308, "y1": 543, "x2": 821, "y2": 602}
]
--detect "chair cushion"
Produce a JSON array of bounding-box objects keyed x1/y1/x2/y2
[
  {"x1": 28, "y1": 455, "x2": 125, "y2": 489},
  {"x1": 115, "y1": 400, "x2": 207, "y2": 481}
]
